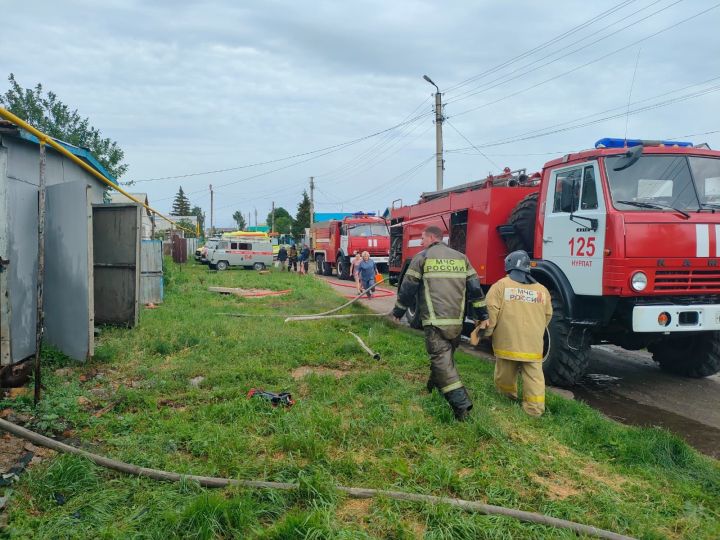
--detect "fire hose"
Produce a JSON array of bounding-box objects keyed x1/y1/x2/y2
[
  {"x1": 285, "y1": 282, "x2": 392, "y2": 322},
  {"x1": 0, "y1": 418, "x2": 634, "y2": 540}
]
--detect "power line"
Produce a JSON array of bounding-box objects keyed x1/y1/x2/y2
[
  {"x1": 448, "y1": 75, "x2": 720, "y2": 152},
  {"x1": 444, "y1": 120, "x2": 500, "y2": 169},
  {"x1": 446, "y1": 0, "x2": 672, "y2": 104},
  {"x1": 127, "y1": 110, "x2": 432, "y2": 184},
  {"x1": 445, "y1": 0, "x2": 639, "y2": 94},
  {"x1": 449, "y1": 2, "x2": 720, "y2": 119}
]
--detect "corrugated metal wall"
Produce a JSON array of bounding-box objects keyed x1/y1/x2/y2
[{"x1": 140, "y1": 240, "x2": 163, "y2": 304}]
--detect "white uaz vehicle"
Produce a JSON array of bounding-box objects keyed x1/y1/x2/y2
[{"x1": 208, "y1": 238, "x2": 273, "y2": 271}]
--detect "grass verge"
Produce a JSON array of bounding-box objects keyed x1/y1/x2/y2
[{"x1": 2, "y1": 260, "x2": 720, "y2": 539}]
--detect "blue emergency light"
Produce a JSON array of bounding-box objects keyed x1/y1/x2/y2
[{"x1": 595, "y1": 137, "x2": 693, "y2": 149}]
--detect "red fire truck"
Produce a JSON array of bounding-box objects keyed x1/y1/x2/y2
[
  {"x1": 311, "y1": 213, "x2": 390, "y2": 278},
  {"x1": 389, "y1": 137, "x2": 720, "y2": 386}
]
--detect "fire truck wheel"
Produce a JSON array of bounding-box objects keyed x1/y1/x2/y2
[
  {"x1": 323, "y1": 261, "x2": 332, "y2": 276},
  {"x1": 506, "y1": 192, "x2": 539, "y2": 256},
  {"x1": 405, "y1": 304, "x2": 422, "y2": 329},
  {"x1": 649, "y1": 332, "x2": 720, "y2": 378},
  {"x1": 315, "y1": 255, "x2": 325, "y2": 275},
  {"x1": 543, "y1": 291, "x2": 590, "y2": 387},
  {"x1": 338, "y1": 258, "x2": 351, "y2": 280}
]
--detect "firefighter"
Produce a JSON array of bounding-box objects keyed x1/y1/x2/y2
[
  {"x1": 478, "y1": 250, "x2": 552, "y2": 417},
  {"x1": 392, "y1": 225, "x2": 489, "y2": 421}
]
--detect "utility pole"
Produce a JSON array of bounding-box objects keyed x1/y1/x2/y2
[
  {"x1": 423, "y1": 75, "x2": 444, "y2": 190},
  {"x1": 309, "y1": 176, "x2": 315, "y2": 228},
  {"x1": 254, "y1": 207, "x2": 258, "y2": 227},
  {"x1": 271, "y1": 201, "x2": 276, "y2": 234},
  {"x1": 209, "y1": 184, "x2": 214, "y2": 236}
]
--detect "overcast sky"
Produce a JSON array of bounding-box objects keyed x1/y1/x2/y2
[{"x1": 2, "y1": 0, "x2": 719, "y2": 227}]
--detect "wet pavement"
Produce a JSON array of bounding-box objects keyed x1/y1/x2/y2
[{"x1": 316, "y1": 272, "x2": 720, "y2": 459}]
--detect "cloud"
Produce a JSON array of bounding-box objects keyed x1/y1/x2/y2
[{"x1": 1, "y1": 0, "x2": 718, "y2": 225}]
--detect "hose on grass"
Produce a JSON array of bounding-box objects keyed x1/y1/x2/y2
[
  {"x1": 285, "y1": 282, "x2": 386, "y2": 322},
  {"x1": 348, "y1": 331, "x2": 381, "y2": 360},
  {"x1": 0, "y1": 418, "x2": 635, "y2": 540}
]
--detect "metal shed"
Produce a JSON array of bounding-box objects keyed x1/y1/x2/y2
[{"x1": 0, "y1": 124, "x2": 141, "y2": 365}]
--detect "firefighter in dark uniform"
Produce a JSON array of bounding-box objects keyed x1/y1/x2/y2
[{"x1": 392, "y1": 225, "x2": 489, "y2": 420}]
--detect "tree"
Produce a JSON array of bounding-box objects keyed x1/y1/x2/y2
[
  {"x1": 176, "y1": 219, "x2": 196, "y2": 238},
  {"x1": 266, "y1": 207, "x2": 293, "y2": 234},
  {"x1": 171, "y1": 186, "x2": 191, "y2": 216},
  {"x1": 232, "y1": 211, "x2": 246, "y2": 230},
  {"x1": 274, "y1": 216, "x2": 293, "y2": 235},
  {"x1": 190, "y1": 206, "x2": 205, "y2": 238},
  {"x1": 292, "y1": 190, "x2": 311, "y2": 240},
  {"x1": 0, "y1": 73, "x2": 128, "y2": 178}
]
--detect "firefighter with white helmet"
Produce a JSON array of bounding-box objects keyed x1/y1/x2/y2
[
  {"x1": 393, "y1": 225, "x2": 489, "y2": 421},
  {"x1": 474, "y1": 250, "x2": 553, "y2": 416}
]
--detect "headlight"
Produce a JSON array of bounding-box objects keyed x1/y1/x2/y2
[{"x1": 631, "y1": 271, "x2": 648, "y2": 292}]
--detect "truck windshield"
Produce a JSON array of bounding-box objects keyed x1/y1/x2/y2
[
  {"x1": 349, "y1": 224, "x2": 389, "y2": 237},
  {"x1": 605, "y1": 155, "x2": 720, "y2": 212}
]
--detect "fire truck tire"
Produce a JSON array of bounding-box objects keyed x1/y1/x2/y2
[
  {"x1": 506, "y1": 192, "x2": 539, "y2": 256},
  {"x1": 649, "y1": 332, "x2": 720, "y2": 378},
  {"x1": 338, "y1": 258, "x2": 351, "y2": 280},
  {"x1": 315, "y1": 255, "x2": 325, "y2": 275},
  {"x1": 543, "y1": 292, "x2": 590, "y2": 387}
]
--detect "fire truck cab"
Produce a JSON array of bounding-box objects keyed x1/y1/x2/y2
[
  {"x1": 390, "y1": 138, "x2": 720, "y2": 386},
  {"x1": 311, "y1": 213, "x2": 390, "y2": 279}
]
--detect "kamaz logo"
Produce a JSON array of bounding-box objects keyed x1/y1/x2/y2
[{"x1": 657, "y1": 259, "x2": 719, "y2": 267}]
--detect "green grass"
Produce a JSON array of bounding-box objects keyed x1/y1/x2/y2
[{"x1": 3, "y1": 260, "x2": 720, "y2": 538}]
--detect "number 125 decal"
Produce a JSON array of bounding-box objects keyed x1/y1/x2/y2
[{"x1": 568, "y1": 236, "x2": 596, "y2": 257}]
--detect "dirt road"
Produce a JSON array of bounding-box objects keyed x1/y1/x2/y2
[{"x1": 317, "y1": 273, "x2": 720, "y2": 458}]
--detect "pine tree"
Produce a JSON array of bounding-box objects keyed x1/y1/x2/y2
[
  {"x1": 292, "y1": 191, "x2": 311, "y2": 240},
  {"x1": 171, "y1": 186, "x2": 191, "y2": 216},
  {"x1": 232, "y1": 211, "x2": 246, "y2": 230}
]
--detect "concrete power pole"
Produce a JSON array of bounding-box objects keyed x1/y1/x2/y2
[
  {"x1": 309, "y1": 177, "x2": 315, "y2": 228},
  {"x1": 424, "y1": 75, "x2": 444, "y2": 190},
  {"x1": 271, "y1": 201, "x2": 276, "y2": 234},
  {"x1": 209, "y1": 184, "x2": 214, "y2": 236}
]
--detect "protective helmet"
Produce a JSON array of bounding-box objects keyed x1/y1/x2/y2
[{"x1": 504, "y1": 250, "x2": 531, "y2": 274}]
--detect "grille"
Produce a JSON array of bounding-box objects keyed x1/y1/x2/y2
[{"x1": 654, "y1": 269, "x2": 720, "y2": 291}]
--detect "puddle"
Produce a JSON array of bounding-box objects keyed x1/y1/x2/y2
[{"x1": 574, "y1": 387, "x2": 720, "y2": 459}]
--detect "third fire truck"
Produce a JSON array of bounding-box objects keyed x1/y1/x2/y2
[
  {"x1": 311, "y1": 213, "x2": 390, "y2": 278},
  {"x1": 390, "y1": 137, "x2": 720, "y2": 386}
]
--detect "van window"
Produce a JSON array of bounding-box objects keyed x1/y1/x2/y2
[
  {"x1": 238, "y1": 243, "x2": 251, "y2": 250},
  {"x1": 230, "y1": 242, "x2": 239, "y2": 250}
]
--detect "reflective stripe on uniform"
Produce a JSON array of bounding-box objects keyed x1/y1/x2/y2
[
  {"x1": 422, "y1": 318, "x2": 463, "y2": 326},
  {"x1": 524, "y1": 394, "x2": 545, "y2": 403},
  {"x1": 395, "y1": 302, "x2": 407, "y2": 310},
  {"x1": 423, "y1": 272, "x2": 467, "y2": 279},
  {"x1": 494, "y1": 348, "x2": 543, "y2": 361},
  {"x1": 405, "y1": 268, "x2": 422, "y2": 280},
  {"x1": 440, "y1": 381, "x2": 464, "y2": 393},
  {"x1": 472, "y1": 299, "x2": 487, "y2": 308}
]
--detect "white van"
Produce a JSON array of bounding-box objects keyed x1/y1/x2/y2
[{"x1": 208, "y1": 238, "x2": 273, "y2": 271}]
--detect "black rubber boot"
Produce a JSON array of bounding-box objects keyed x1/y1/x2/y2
[
  {"x1": 426, "y1": 378, "x2": 436, "y2": 394},
  {"x1": 444, "y1": 387, "x2": 473, "y2": 421}
]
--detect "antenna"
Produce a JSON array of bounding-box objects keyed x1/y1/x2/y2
[{"x1": 624, "y1": 48, "x2": 642, "y2": 146}]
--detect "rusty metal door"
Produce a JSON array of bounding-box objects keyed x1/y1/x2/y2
[
  {"x1": 44, "y1": 180, "x2": 94, "y2": 360},
  {"x1": 93, "y1": 204, "x2": 141, "y2": 327}
]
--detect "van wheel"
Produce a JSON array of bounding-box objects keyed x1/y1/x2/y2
[
  {"x1": 253, "y1": 262, "x2": 266, "y2": 271},
  {"x1": 315, "y1": 255, "x2": 325, "y2": 275},
  {"x1": 217, "y1": 261, "x2": 229, "y2": 271}
]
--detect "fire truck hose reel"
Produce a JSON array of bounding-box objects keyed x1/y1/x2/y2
[{"x1": 0, "y1": 418, "x2": 635, "y2": 540}]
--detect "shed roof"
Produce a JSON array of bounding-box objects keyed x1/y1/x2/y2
[{"x1": 0, "y1": 120, "x2": 117, "y2": 185}]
